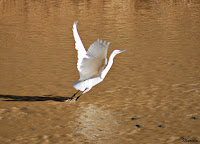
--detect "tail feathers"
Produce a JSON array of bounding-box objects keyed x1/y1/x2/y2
[{"x1": 73, "y1": 81, "x2": 86, "y2": 91}]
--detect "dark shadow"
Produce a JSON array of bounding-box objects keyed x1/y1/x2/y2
[{"x1": 0, "y1": 94, "x2": 71, "y2": 102}]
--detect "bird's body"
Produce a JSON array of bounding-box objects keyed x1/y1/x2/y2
[
  {"x1": 73, "y1": 77, "x2": 103, "y2": 92},
  {"x1": 70, "y1": 21, "x2": 127, "y2": 101}
]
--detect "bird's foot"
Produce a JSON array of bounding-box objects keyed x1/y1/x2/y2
[{"x1": 66, "y1": 98, "x2": 76, "y2": 102}]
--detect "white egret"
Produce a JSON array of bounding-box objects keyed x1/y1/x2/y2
[{"x1": 70, "y1": 21, "x2": 127, "y2": 101}]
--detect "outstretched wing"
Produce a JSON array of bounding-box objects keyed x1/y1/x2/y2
[
  {"x1": 79, "y1": 40, "x2": 110, "y2": 81},
  {"x1": 72, "y1": 21, "x2": 87, "y2": 72}
]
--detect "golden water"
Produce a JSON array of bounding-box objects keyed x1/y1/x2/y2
[{"x1": 0, "y1": 0, "x2": 200, "y2": 143}]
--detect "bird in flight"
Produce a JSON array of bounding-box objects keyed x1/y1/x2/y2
[{"x1": 69, "y1": 21, "x2": 127, "y2": 101}]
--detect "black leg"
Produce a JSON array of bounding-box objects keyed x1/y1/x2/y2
[
  {"x1": 70, "y1": 90, "x2": 80, "y2": 99},
  {"x1": 75, "y1": 93, "x2": 83, "y2": 101}
]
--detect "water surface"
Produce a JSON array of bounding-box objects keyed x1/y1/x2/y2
[{"x1": 0, "y1": 0, "x2": 200, "y2": 143}]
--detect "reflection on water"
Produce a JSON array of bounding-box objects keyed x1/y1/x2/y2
[
  {"x1": 0, "y1": 0, "x2": 200, "y2": 143},
  {"x1": 74, "y1": 104, "x2": 119, "y2": 141}
]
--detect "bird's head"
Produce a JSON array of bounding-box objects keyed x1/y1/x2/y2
[{"x1": 113, "y1": 49, "x2": 128, "y2": 55}]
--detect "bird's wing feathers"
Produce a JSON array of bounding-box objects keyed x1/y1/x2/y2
[
  {"x1": 79, "y1": 40, "x2": 110, "y2": 81},
  {"x1": 72, "y1": 21, "x2": 87, "y2": 72}
]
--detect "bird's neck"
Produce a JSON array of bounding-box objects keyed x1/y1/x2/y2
[{"x1": 101, "y1": 52, "x2": 116, "y2": 79}]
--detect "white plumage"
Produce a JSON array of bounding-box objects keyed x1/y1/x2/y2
[{"x1": 70, "y1": 21, "x2": 127, "y2": 101}]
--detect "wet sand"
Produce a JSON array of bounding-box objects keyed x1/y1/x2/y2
[{"x1": 0, "y1": 0, "x2": 200, "y2": 143}]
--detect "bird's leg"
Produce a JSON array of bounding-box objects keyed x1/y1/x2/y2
[
  {"x1": 75, "y1": 93, "x2": 83, "y2": 101},
  {"x1": 75, "y1": 88, "x2": 91, "y2": 101},
  {"x1": 70, "y1": 90, "x2": 80, "y2": 99}
]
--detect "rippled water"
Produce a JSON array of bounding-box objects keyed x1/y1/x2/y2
[
  {"x1": 0, "y1": 0, "x2": 200, "y2": 95},
  {"x1": 0, "y1": 0, "x2": 200, "y2": 143}
]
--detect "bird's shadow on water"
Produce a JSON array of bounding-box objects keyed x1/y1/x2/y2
[{"x1": 0, "y1": 94, "x2": 71, "y2": 102}]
